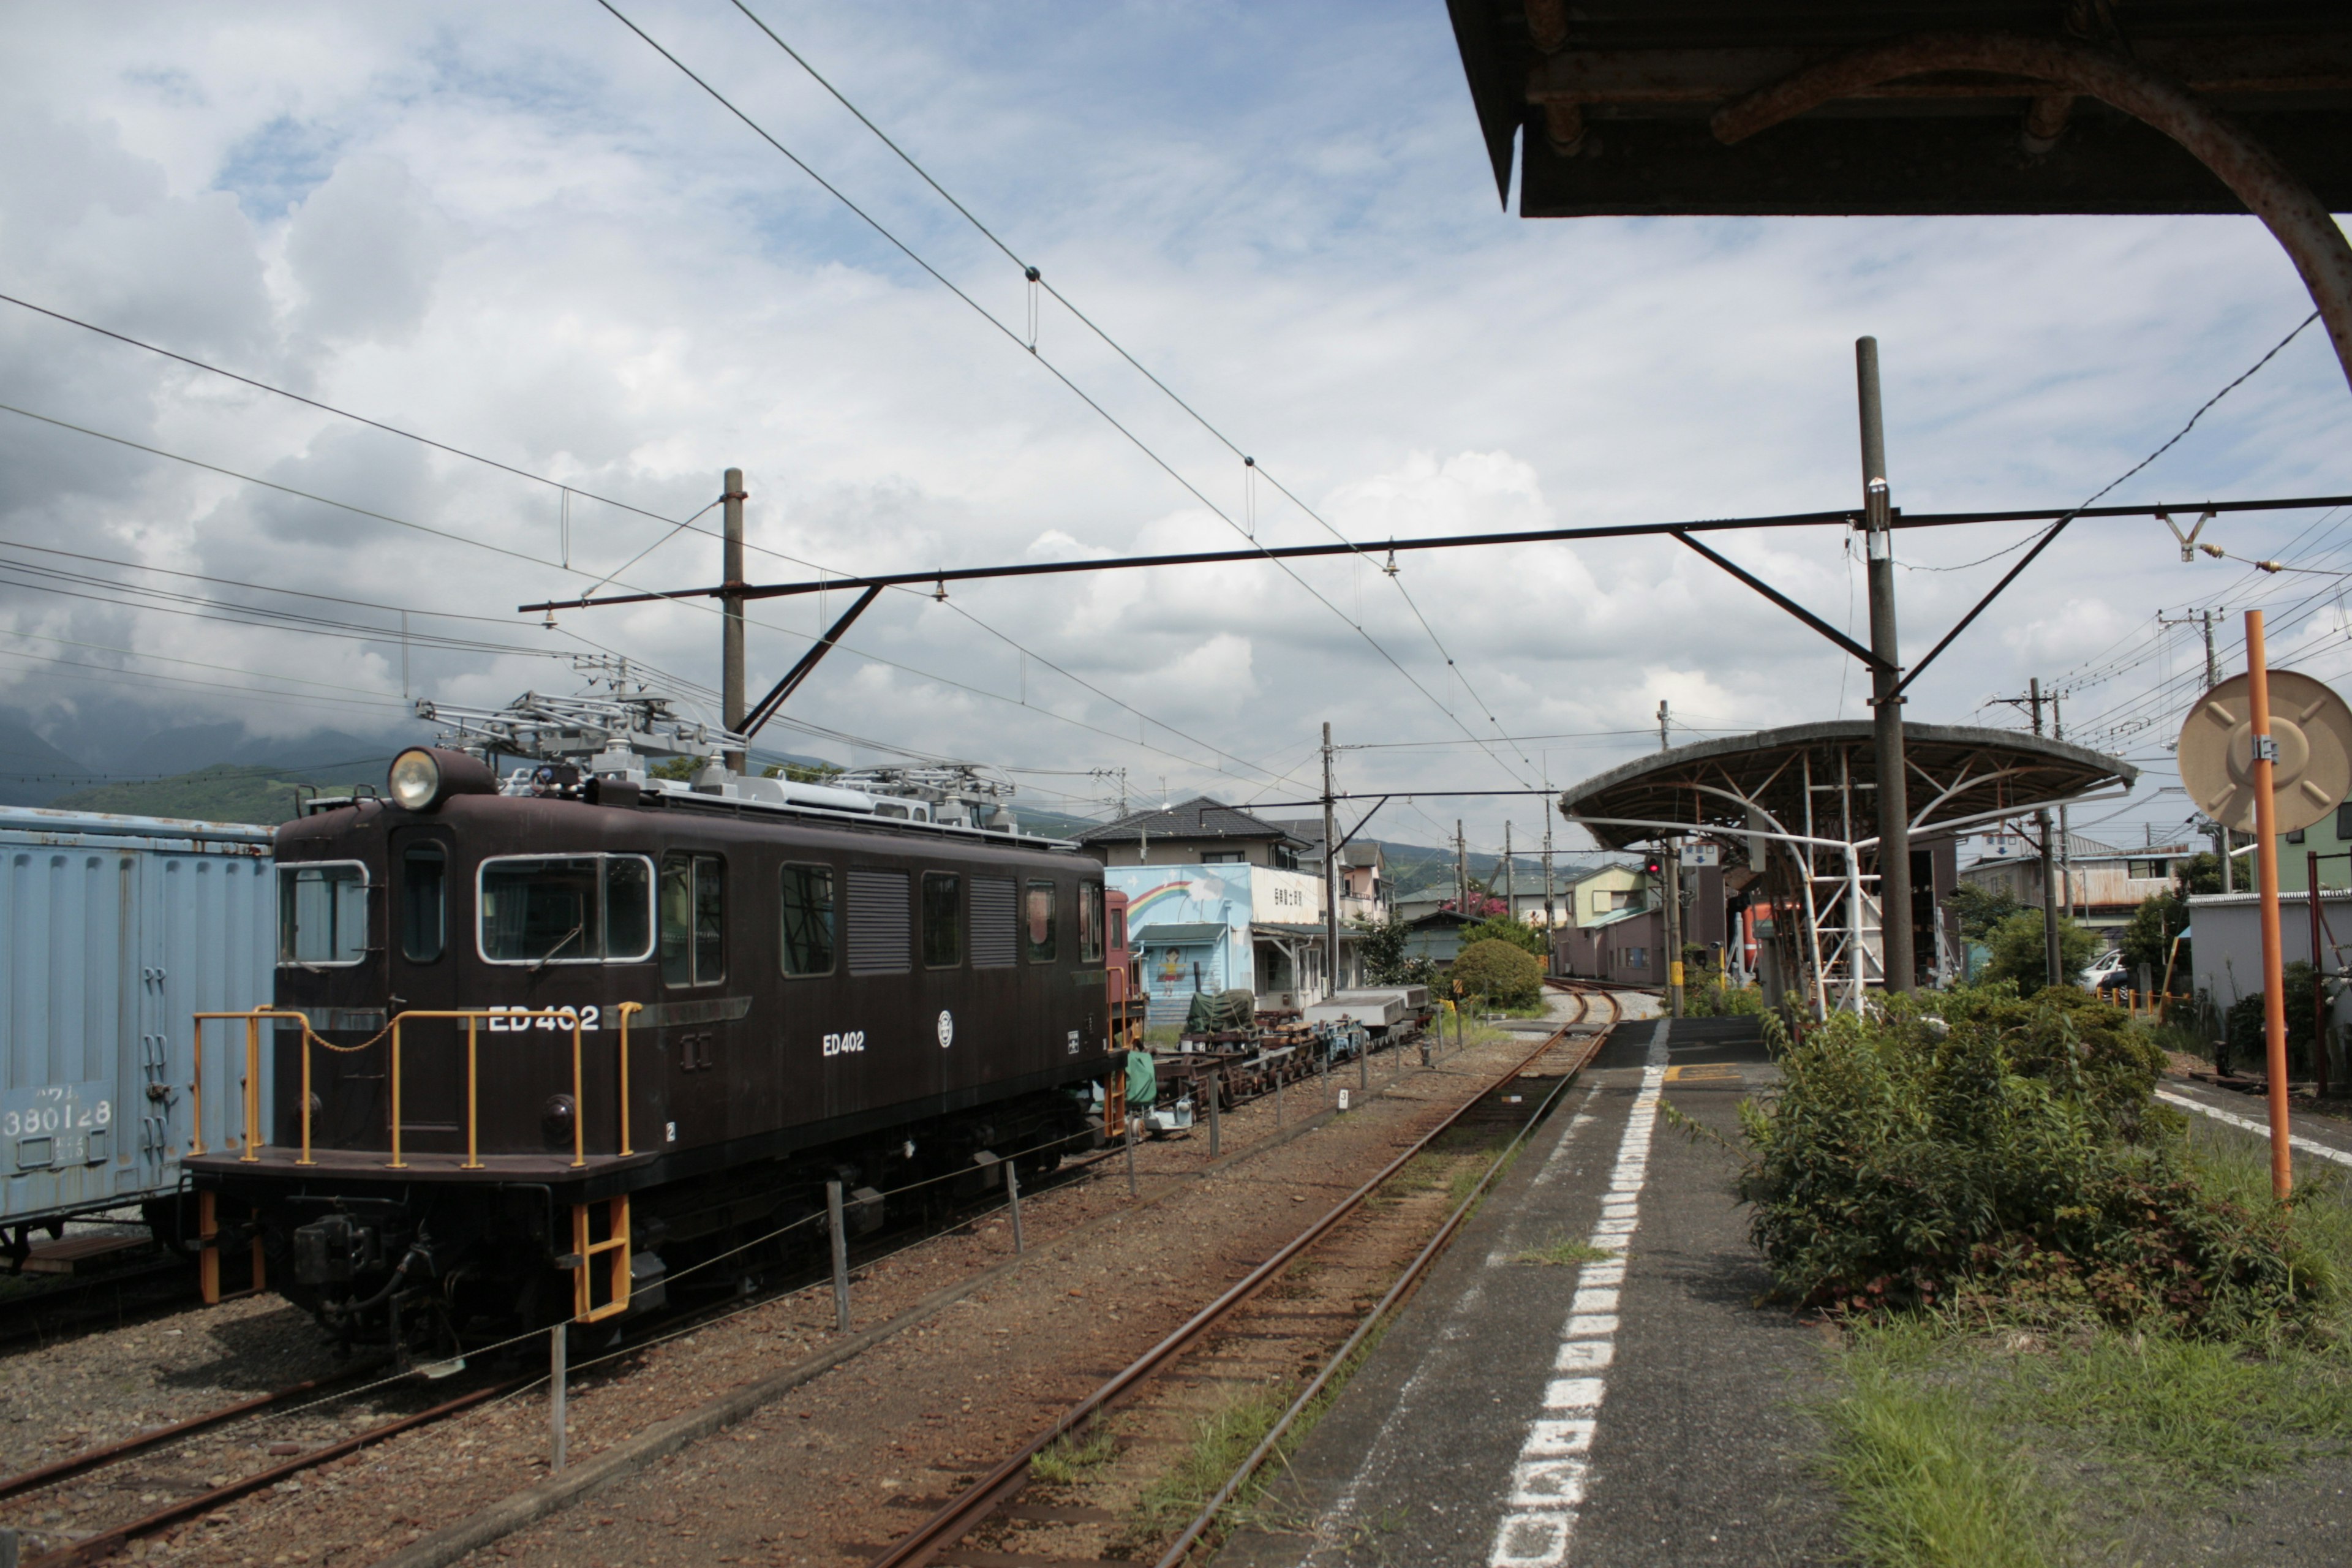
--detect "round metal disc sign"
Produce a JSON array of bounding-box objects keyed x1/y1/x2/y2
[
  {"x1": 2176, "y1": 670, "x2": 2352, "y2": 834},
  {"x1": 937, "y1": 1009, "x2": 955, "y2": 1049}
]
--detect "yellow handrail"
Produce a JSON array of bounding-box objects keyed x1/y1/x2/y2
[{"x1": 192, "y1": 1006, "x2": 637, "y2": 1170}]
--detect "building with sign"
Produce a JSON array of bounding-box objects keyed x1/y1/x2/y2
[{"x1": 1104, "y1": 861, "x2": 1338, "y2": 1024}]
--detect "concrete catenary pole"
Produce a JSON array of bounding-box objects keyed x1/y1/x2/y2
[
  {"x1": 722, "y1": 467, "x2": 748, "y2": 775},
  {"x1": 1456, "y1": 821, "x2": 1468, "y2": 913},
  {"x1": 1502, "y1": 822, "x2": 1514, "y2": 916},
  {"x1": 1857, "y1": 339, "x2": 1914, "y2": 994},
  {"x1": 1322, "y1": 723, "x2": 1341, "y2": 998},
  {"x1": 2030, "y1": 678, "x2": 2063, "y2": 988}
]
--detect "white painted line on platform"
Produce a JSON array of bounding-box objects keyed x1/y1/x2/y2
[
  {"x1": 2155, "y1": 1088, "x2": 2352, "y2": 1169},
  {"x1": 1488, "y1": 1021, "x2": 1671, "y2": 1568}
]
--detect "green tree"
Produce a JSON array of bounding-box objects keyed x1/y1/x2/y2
[
  {"x1": 2119, "y1": 889, "x2": 2190, "y2": 988},
  {"x1": 1450, "y1": 938, "x2": 1543, "y2": 1008},
  {"x1": 1354, "y1": 914, "x2": 1433, "y2": 987},
  {"x1": 1945, "y1": 883, "x2": 2021, "y2": 943},
  {"x1": 649, "y1": 756, "x2": 699, "y2": 782},
  {"x1": 2175, "y1": 850, "x2": 2223, "y2": 896},
  {"x1": 1979, "y1": 908, "x2": 2101, "y2": 996},
  {"x1": 1460, "y1": 914, "x2": 1547, "y2": 958}
]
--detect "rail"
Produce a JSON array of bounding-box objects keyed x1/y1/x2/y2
[
  {"x1": 190, "y1": 1003, "x2": 643, "y2": 1171},
  {"x1": 865, "y1": 1016, "x2": 1600, "y2": 1568}
]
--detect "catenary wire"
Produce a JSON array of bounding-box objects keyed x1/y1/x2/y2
[{"x1": 596, "y1": 0, "x2": 1533, "y2": 788}]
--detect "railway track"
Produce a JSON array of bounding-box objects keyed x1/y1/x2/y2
[
  {"x1": 863, "y1": 1009, "x2": 1615, "y2": 1568},
  {"x1": 0, "y1": 1020, "x2": 1503, "y2": 1566}
]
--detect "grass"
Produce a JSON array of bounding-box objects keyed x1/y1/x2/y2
[
  {"x1": 1814, "y1": 1120, "x2": 2352, "y2": 1566},
  {"x1": 1822, "y1": 1335, "x2": 2071, "y2": 1568},
  {"x1": 1123, "y1": 1385, "x2": 1294, "y2": 1544},
  {"x1": 1512, "y1": 1235, "x2": 1615, "y2": 1267},
  {"x1": 1031, "y1": 1421, "x2": 1120, "y2": 1485}
]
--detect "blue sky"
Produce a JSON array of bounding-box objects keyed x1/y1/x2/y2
[{"x1": 0, "y1": 1, "x2": 2343, "y2": 855}]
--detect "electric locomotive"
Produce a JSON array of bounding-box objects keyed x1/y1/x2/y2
[{"x1": 184, "y1": 693, "x2": 1122, "y2": 1349}]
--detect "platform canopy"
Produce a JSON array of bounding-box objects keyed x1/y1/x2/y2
[
  {"x1": 1446, "y1": 1, "x2": 2352, "y2": 216},
  {"x1": 1559, "y1": 720, "x2": 2136, "y2": 852}
]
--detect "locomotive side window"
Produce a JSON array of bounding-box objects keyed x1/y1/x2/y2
[
  {"x1": 970, "y1": 877, "x2": 1017, "y2": 967},
  {"x1": 400, "y1": 846, "x2": 447, "y2": 963},
  {"x1": 779, "y1": 864, "x2": 835, "y2": 978},
  {"x1": 846, "y1": 868, "x2": 911, "y2": 975},
  {"x1": 922, "y1": 872, "x2": 963, "y2": 968},
  {"x1": 1024, "y1": 881, "x2": 1057, "y2": 963},
  {"x1": 1080, "y1": 883, "x2": 1104, "y2": 963},
  {"x1": 279, "y1": 862, "x2": 369, "y2": 967},
  {"x1": 478, "y1": 854, "x2": 655, "y2": 964},
  {"x1": 660, "y1": 853, "x2": 726, "y2": 987},
  {"x1": 1109, "y1": 904, "x2": 1127, "y2": 952}
]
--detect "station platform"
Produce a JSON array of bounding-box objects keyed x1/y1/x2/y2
[{"x1": 1217, "y1": 1016, "x2": 1843, "y2": 1568}]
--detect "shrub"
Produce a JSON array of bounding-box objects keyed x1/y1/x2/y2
[
  {"x1": 2223, "y1": 960, "x2": 2323, "y2": 1079},
  {"x1": 1728, "y1": 987, "x2": 2326, "y2": 1333},
  {"x1": 1459, "y1": 914, "x2": 1548, "y2": 958},
  {"x1": 1978, "y1": 909, "x2": 2102, "y2": 996},
  {"x1": 1449, "y1": 938, "x2": 1543, "y2": 1008},
  {"x1": 1687, "y1": 974, "x2": 1766, "y2": 1017}
]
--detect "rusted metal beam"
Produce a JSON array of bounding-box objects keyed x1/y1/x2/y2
[
  {"x1": 1711, "y1": 32, "x2": 2352, "y2": 394},
  {"x1": 739, "y1": 582, "x2": 882, "y2": 738}
]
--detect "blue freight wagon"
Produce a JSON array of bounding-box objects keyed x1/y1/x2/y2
[{"x1": 2, "y1": 805, "x2": 274, "y2": 1247}]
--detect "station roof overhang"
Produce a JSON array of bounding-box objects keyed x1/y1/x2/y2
[
  {"x1": 1558, "y1": 720, "x2": 2136, "y2": 852},
  {"x1": 1446, "y1": 2, "x2": 2352, "y2": 216}
]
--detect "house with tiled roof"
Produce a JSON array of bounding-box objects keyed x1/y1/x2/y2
[{"x1": 1074, "y1": 796, "x2": 1309, "y2": 870}]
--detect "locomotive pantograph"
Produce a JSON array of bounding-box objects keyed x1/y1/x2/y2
[{"x1": 184, "y1": 682, "x2": 1126, "y2": 1351}]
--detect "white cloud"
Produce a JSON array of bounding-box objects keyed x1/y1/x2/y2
[{"x1": 0, "y1": 1, "x2": 2340, "y2": 844}]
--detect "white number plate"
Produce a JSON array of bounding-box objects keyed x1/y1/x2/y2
[
  {"x1": 481, "y1": 1005, "x2": 602, "y2": 1033},
  {"x1": 3, "y1": 1080, "x2": 112, "y2": 1140}
]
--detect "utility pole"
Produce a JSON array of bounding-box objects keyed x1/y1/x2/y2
[
  {"x1": 1322, "y1": 723, "x2": 1341, "y2": 1000},
  {"x1": 1542, "y1": 821, "x2": 1555, "y2": 931},
  {"x1": 1857, "y1": 338, "x2": 1915, "y2": 995},
  {"x1": 2053, "y1": 693, "x2": 2073, "y2": 921},
  {"x1": 721, "y1": 467, "x2": 748, "y2": 775},
  {"x1": 2162, "y1": 608, "x2": 2231, "y2": 889},
  {"x1": 2030, "y1": 677, "x2": 2064, "y2": 988},
  {"x1": 1664, "y1": 840, "x2": 1685, "y2": 1017},
  {"x1": 1657, "y1": 699, "x2": 1670, "y2": 751},
  {"x1": 1502, "y1": 822, "x2": 1515, "y2": 918},
  {"x1": 1456, "y1": 821, "x2": 1468, "y2": 913}
]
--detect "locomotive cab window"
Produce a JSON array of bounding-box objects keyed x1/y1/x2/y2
[
  {"x1": 660, "y1": 853, "x2": 726, "y2": 987},
  {"x1": 1109, "y1": 903, "x2": 1127, "y2": 952},
  {"x1": 478, "y1": 854, "x2": 654, "y2": 964},
  {"x1": 400, "y1": 845, "x2": 447, "y2": 963},
  {"x1": 279, "y1": 861, "x2": 369, "y2": 967},
  {"x1": 1080, "y1": 884, "x2": 1104, "y2": 963},
  {"x1": 1024, "y1": 880, "x2": 1057, "y2": 963},
  {"x1": 922, "y1": 872, "x2": 963, "y2": 968},
  {"x1": 780, "y1": 864, "x2": 835, "y2": 977}
]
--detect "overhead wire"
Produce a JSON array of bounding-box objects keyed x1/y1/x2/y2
[
  {"x1": 718, "y1": 0, "x2": 1540, "y2": 782},
  {"x1": 0, "y1": 300, "x2": 1309, "y2": 797},
  {"x1": 597, "y1": 0, "x2": 1534, "y2": 788},
  {"x1": 0, "y1": 400, "x2": 1314, "y2": 796}
]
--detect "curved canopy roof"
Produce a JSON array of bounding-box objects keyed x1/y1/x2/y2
[{"x1": 1559, "y1": 721, "x2": 2136, "y2": 851}]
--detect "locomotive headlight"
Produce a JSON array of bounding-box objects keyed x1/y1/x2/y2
[{"x1": 388, "y1": 748, "x2": 442, "y2": 810}]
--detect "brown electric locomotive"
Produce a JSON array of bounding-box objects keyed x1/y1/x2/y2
[{"x1": 184, "y1": 744, "x2": 1122, "y2": 1348}]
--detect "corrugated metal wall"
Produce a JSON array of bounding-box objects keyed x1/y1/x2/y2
[{"x1": 2, "y1": 813, "x2": 273, "y2": 1226}]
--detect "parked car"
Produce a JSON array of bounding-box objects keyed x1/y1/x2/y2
[{"x1": 2079, "y1": 949, "x2": 2130, "y2": 993}]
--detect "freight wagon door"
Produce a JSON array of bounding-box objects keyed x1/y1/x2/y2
[
  {"x1": 388, "y1": 828, "x2": 462, "y2": 1139},
  {"x1": 148, "y1": 845, "x2": 273, "y2": 1197}
]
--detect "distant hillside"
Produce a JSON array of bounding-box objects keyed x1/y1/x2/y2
[
  {"x1": 1381, "y1": 842, "x2": 1603, "y2": 899},
  {"x1": 48, "y1": 764, "x2": 311, "y2": 826},
  {"x1": 1015, "y1": 805, "x2": 1106, "y2": 840},
  {"x1": 0, "y1": 713, "x2": 91, "y2": 807}
]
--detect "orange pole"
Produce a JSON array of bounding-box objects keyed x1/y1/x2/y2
[
  {"x1": 189, "y1": 1019, "x2": 205, "y2": 1157},
  {"x1": 463, "y1": 1017, "x2": 481, "y2": 1170},
  {"x1": 239, "y1": 1017, "x2": 260, "y2": 1162},
  {"x1": 388, "y1": 1017, "x2": 406, "y2": 1170},
  {"x1": 2247, "y1": 609, "x2": 2294, "y2": 1199},
  {"x1": 298, "y1": 1027, "x2": 313, "y2": 1166},
  {"x1": 617, "y1": 1003, "x2": 638, "y2": 1157},
  {"x1": 571, "y1": 1019, "x2": 586, "y2": 1170}
]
